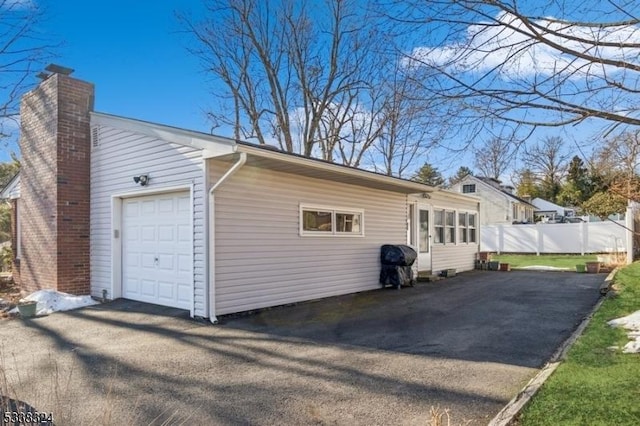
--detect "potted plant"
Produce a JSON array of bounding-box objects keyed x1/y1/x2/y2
[
  {"x1": 585, "y1": 261, "x2": 601, "y2": 274},
  {"x1": 17, "y1": 300, "x2": 37, "y2": 318}
]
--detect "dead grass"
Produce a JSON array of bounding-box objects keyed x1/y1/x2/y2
[
  {"x1": 0, "y1": 279, "x2": 20, "y2": 320},
  {"x1": 428, "y1": 406, "x2": 472, "y2": 426},
  {"x1": 1, "y1": 349, "x2": 195, "y2": 425}
]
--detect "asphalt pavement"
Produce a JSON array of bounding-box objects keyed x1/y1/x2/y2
[{"x1": 1, "y1": 270, "x2": 603, "y2": 425}]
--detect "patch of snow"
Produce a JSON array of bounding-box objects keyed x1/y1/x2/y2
[
  {"x1": 10, "y1": 289, "x2": 99, "y2": 316},
  {"x1": 608, "y1": 310, "x2": 640, "y2": 353},
  {"x1": 518, "y1": 265, "x2": 572, "y2": 271}
]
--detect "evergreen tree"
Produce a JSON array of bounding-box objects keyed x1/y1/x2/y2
[
  {"x1": 514, "y1": 168, "x2": 540, "y2": 199},
  {"x1": 448, "y1": 166, "x2": 473, "y2": 186},
  {"x1": 412, "y1": 162, "x2": 445, "y2": 187}
]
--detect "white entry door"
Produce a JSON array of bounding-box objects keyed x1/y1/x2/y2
[
  {"x1": 122, "y1": 191, "x2": 192, "y2": 309},
  {"x1": 416, "y1": 204, "x2": 432, "y2": 272}
]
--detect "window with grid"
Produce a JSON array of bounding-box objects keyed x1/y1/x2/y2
[
  {"x1": 434, "y1": 209, "x2": 444, "y2": 244},
  {"x1": 445, "y1": 211, "x2": 456, "y2": 243},
  {"x1": 462, "y1": 184, "x2": 476, "y2": 193},
  {"x1": 468, "y1": 213, "x2": 477, "y2": 243},
  {"x1": 457, "y1": 212, "x2": 478, "y2": 244},
  {"x1": 458, "y1": 212, "x2": 468, "y2": 243}
]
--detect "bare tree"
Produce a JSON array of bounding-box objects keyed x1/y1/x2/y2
[
  {"x1": 1, "y1": 0, "x2": 54, "y2": 140},
  {"x1": 181, "y1": 0, "x2": 395, "y2": 167},
  {"x1": 366, "y1": 61, "x2": 450, "y2": 177},
  {"x1": 390, "y1": 0, "x2": 640, "y2": 140},
  {"x1": 473, "y1": 137, "x2": 517, "y2": 180},
  {"x1": 522, "y1": 136, "x2": 569, "y2": 201},
  {"x1": 593, "y1": 130, "x2": 640, "y2": 199}
]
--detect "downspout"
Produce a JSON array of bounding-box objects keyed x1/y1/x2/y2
[{"x1": 207, "y1": 152, "x2": 247, "y2": 324}]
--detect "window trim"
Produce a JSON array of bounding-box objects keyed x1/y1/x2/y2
[
  {"x1": 433, "y1": 209, "x2": 445, "y2": 244},
  {"x1": 458, "y1": 211, "x2": 468, "y2": 244},
  {"x1": 433, "y1": 207, "x2": 478, "y2": 245},
  {"x1": 468, "y1": 212, "x2": 478, "y2": 243},
  {"x1": 462, "y1": 184, "x2": 476, "y2": 194},
  {"x1": 445, "y1": 210, "x2": 456, "y2": 244},
  {"x1": 433, "y1": 208, "x2": 457, "y2": 245},
  {"x1": 299, "y1": 204, "x2": 365, "y2": 237},
  {"x1": 458, "y1": 210, "x2": 478, "y2": 244}
]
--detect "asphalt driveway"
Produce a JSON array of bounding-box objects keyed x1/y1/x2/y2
[{"x1": 1, "y1": 271, "x2": 603, "y2": 425}]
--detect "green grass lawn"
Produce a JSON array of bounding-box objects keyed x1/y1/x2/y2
[
  {"x1": 517, "y1": 262, "x2": 640, "y2": 425},
  {"x1": 491, "y1": 254, "x2": 598, "y2": 269}
]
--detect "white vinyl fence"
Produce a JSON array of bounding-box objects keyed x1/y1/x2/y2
[{"x1": 481, "y1": 220, "x2": 628, "y2": 254}]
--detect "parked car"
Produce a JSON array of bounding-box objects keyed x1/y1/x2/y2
[
  {"x1": 546, "y1": 216, "x2": 584, "y2": 223},
  {"x1": 561, "y1": 216, "x2": 584, "y2": 223}
]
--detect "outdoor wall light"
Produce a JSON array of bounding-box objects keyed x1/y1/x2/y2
[{"x1": 133, "y1": 174, "x2": 149, "y2": 186}]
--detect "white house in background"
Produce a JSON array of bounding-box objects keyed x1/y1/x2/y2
[
  {"x1": 531, "y1": 197, "x2": 576, "y2": 220},
  {"x1": 2, "y1": 67, "x2": 481, "y2": 322},
  {"x1": 449, "y1": 175, "x2": 535, "y2": 225}
]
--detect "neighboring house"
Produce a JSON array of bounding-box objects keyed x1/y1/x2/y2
[
  {"x1": 531, "y1": 198, "x2": 576, "y2": 220},
  {"x1": 1, "y1": 67, "x2": 480, "y2": 322},
  {"x1": 450, "y1": 175, "x2": 535, "y2": 225}
]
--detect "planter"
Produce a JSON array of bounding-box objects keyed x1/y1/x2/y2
[
  {"x1": 17, "y1": 301, "x2": 37, "y2": 318},
  {"x1": 442, "y1": 268, "x2": 456, "y2": 278},
  {"x1": 576, "y1": 264, "x2": 586, "y2": 273},
  {"x1": 499, "y1": 263, "x2": 510, "y2": 272},
  {"x1": 488, "y1": 261, "x2": 500, "y2": 271},
  {"x1": 478, "y1": 251, "x2": 492, "y2": 261},
  {"x1": 585, "y1": 262, "x2": 601, "y2": 274}
]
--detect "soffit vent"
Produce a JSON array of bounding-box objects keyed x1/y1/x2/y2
[{"x1": 91, "y1": 126, "x2": 100, "y2": 148}]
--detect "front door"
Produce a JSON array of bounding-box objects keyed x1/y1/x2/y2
[{"x1": 409, "y1": 203, "x2": 432, "y2": 272}]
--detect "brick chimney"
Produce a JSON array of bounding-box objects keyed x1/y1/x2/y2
[{"x1": 18, "y1": 66, "x2": 94, "y2": 295}]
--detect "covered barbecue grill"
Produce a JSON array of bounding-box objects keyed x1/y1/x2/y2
[{"x1": 379, "y1": 244, "x2": 417, "y2": 289}]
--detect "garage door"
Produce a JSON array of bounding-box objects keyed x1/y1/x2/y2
[{"x1": 122, "y1": 191, "x2": 192, "y2": 309}]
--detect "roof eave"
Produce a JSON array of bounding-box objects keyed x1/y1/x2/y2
[
  {"x1": 91, "y1": 112, "x2": 237, "y2": 156},
  {"x1": 0, "y1": 171, "x2": 20, "y2": 199},
  {"x1": 234, "y1": 144, "x2": 436, "y2": 194}
]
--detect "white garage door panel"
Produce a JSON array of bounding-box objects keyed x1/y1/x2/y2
[{"x1": 122, "y1": 191, "x2": 192, "y2": 310}]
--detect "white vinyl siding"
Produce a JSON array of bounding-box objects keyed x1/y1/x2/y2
[
  {"x1": 90, "y1": 123, "x2": 206, "y2": 316},
  {"x1": 209, "y1": 161, "x2": 407, "y2": 315}
]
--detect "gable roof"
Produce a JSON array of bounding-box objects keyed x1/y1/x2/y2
[
  {"x1": 91, "y1": 112, "x2": 460, "y2": 196},
  {"x1": 532, "y1": 197, "x2": 575, "y2": 213},
  {"x1": 464, "y1": 175, "x2": 536, "y2": 208},
  {"x1": 0, "y1": 172, "x2": 20, "y2": 199}
]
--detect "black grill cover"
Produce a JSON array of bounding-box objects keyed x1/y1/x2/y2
[
  {"x1": 379, "y1": 265, "x2": 414, "y2": 288},
  {"x1": 380, "y1": 244, "x2": 417, "y2": 266}
]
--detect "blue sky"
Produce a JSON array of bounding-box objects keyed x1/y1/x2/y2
[
  {"x1": 2, "y1": 0, "x2": 632, "y2": 182},
  {"x1": 1, "y1": 0, "x2": 213, "y2": 160},
  {"x1": 39, "y1": 0, "x2": 211, "y2": 131}
]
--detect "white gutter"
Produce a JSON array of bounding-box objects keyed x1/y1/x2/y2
[{"x1": 207, "y1": 152, "x2": 247, "y2": 324}]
